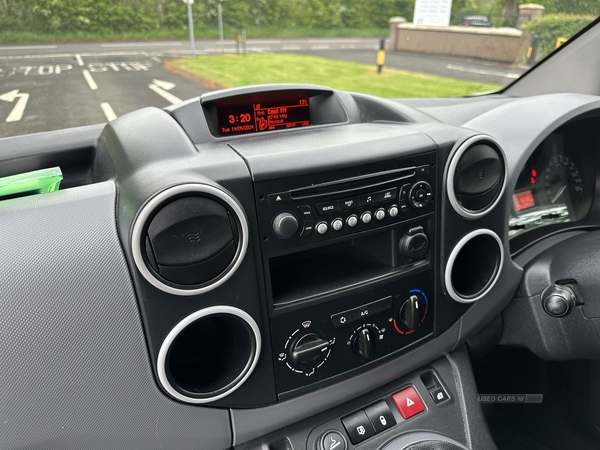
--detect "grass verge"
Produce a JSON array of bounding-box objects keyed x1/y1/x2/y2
[
  {"x1": 0, "y1": 27, "x2": 388, "y2": 44},
  {"x1": 172, "y1": 54, "x2": 500, "y2": 98}
]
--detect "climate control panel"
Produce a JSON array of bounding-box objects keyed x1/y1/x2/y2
[{"x1": 270, "y1": 270, "x2": 434, "y2": 397}]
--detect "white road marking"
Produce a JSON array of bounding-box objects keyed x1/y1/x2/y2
[
  {"x1": 0, "y1": 89, "x2": 19, "y2": 102},
  {"x1": 141, "y1": 50, "x2": 162, "y2": 63},
  {"x1": 149, "y1": 83, "x2": 182, "y2": 105},
  {"x1": 0, "y1": 45, "x2": 57, "y2": 50},
  {"x1": 152, "y1": 79, "x2": 176, "y2": 90},
  {"x1": 308, "y1": 39, "x2": 362, "y2": 43},
  {"x1": 283, "y1": 45, "x2": 301, "y2": 50},
  {"x1": 0, "y1": 89, "x2": 30, "y2": 122},
  {"x1": 311, "y1": 45, "x2": 330, "y2": 50},
  {"x1": 1, "y1": 51, "x2": 140, "y2": 60},
  {"x1": 445, "y1": 64, "x2": 521, "y2": 79},
  {"x1": 100, "y1": 102, "x2": 117, "y2": 122},
  {"x1": 247, "y1": 40, "x2": 282, "y2": 44},
  {"x1": 75, "y1": 54, "x2": 84, "y2": 66},
  {"x1": 100, "y1": 42, "x2": 182, "y2": 48},
  {"x1": 82, "y1": 69, "x2": 98, "y2": 90}
]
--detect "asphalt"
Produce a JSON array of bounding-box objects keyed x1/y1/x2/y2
[{"x1": 0, "y1": 38, "x2": 526, "y2": 138}]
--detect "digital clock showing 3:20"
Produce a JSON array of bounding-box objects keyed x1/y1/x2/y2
[{"x1": 215, "y1": 92, "x2": 311, "y2": 136}]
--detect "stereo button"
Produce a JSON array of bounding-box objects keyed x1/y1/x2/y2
[
  {"x1": 389, "y1": 205, "x2": 399, "y2": 217},
  {"x1": 332, "y1": 218, "x2": 343, "y2": 231},
  {"x1": 399, "y1": 183, "x2": 411, "y2": 201},
  {"x1": 380, "y1": 188, "x2": 398, "y2": 202},
  {"x1": 316, "y1": 222, "x2": 328, "y2": 235},
  {"x1": 300, "y1": 220, "x2": 314, "y2": 237},
  {"x1": 339, "y1": 197, "x2": 359, "y2": 210},
  {"x1": 316, "y1": 201, "x2": 338, "y2": 216},
  {"x1": 361, "y1": 212, "x2": 372, "y2": 224},
  {"x1": 360, "y1": 193, "x2": 381, "y2": 206},
  {"x1": 297, "y1": 205, "x2": 313, "y2": 219},
  {"x1": 347, "y1": 215, "x2": 358, "y2": 227},
  {"x1": 268, "y1": 192, "x2": 291, "y2": 203},
  {"x1": 375, "y1": 208, "x2": 386, "y2": 221}
]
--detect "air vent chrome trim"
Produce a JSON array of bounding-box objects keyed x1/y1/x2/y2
[
  {"x1": 156, "y1": 306, "x2": 261, "y2": 404},
  {"x1": 131, "y1": 183, "x2": 249, "y2": 296},
  {"x1": 445, "y1": 228, "x2": 504, "y2": 304},
  {"x1": 446, "y1": 135, "x2": 507, "y2": 219}
]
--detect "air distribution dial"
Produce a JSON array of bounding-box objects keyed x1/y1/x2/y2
[{"x1": 291, "y1": 333, "x2": 331, "y2": 365}]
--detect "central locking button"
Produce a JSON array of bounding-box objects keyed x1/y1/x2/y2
[{"x1": 364, "y1": 400, "x2": 396, "y2": 433}]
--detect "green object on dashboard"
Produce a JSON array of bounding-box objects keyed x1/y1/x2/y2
[{"x1": 0, "y1": 167, "x2": 63, "y2": 200}]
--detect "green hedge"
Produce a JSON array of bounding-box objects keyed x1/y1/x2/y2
[
  {"x1": 1, "y1": 0, "x2": 415, "y2": 34},
  {"x1": 525, "y1": 13, "x2": 596, "y2": 58}
]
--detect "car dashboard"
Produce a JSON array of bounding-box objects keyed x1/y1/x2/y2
[{"x1": 2, "y1": 84, "x2": 600, "y2": 450}]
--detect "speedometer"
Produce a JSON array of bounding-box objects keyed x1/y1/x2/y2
[{"x1": 543, "y1": 155, "x2": 584, "y2": 208}]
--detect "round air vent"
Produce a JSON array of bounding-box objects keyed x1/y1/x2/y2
[
  {"x1": 447, "y1": 136, "x2": 506, "y2": 218},
  {"x1": 445, "y1": 229, "x2": 504, "y2": 303},
  {"x1": 157, "y1": 306, "x2": 261, "y2": 404},
  {"x1": 131, "y1": 184, "x2": 248, "y2": 296}
]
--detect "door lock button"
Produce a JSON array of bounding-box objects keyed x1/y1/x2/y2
[{"x1": 364, "y1": 400, "x2": 396, "y2": 433}]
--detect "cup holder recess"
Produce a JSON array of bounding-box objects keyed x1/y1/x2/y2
[
  {"x1": 445, "y1": 229, "x2": 503, "y2": 304},
  {"x1": 157, "y1": 306, "x2": 261, "y2": 404},
  {"x1": 131, "y1": 184, "x2": 249, "y2": 296}
]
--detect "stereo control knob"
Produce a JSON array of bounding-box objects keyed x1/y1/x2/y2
[
  {"x1": 347, "y1": 215, "x2": 358, "y2": 227},
  {"x1": 399, "y1": 294, "x2": 425, "y2": 331},
  {"x1": 272, "y1": 212, "x2": 299, "y2": 239},
  {"x1": 361, "y1": 211, "x2": 372, "y2": 224},
  {"x1": 353, "y1": 328, "x2": 374, "y2": 359},
  {"x1": 375, "y1": 208, "x2": 386, "y2": 221},
  {"x1": 389, "y1": 205, "x2": 399, "y2": 217},
  {"x1": 291, "y1": 333, "x2": 330, "y2": 365},
  {"x1": 316, "y1": 222, "x2": 328, "y2": 235},
  {"x1": 409, "y1": 181, "x2": 432, "y2": 208},
  {"x1": 399, "y1": 226, "x2": 429, "y2": 260},
  {"x1": 332, "y1": 218, "x2": 343, "y2": 231},
  {"x1": 542, "y1": 284, "x2": 577, "y2": 317}
]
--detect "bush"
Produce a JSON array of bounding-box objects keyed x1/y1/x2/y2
[{"x1": 525, "y1": 13, "x2": 596, "y2": 59}]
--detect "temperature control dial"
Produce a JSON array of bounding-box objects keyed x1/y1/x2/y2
[{"x1": 393, "y1": 290, "x2": 429, "y2": 335}]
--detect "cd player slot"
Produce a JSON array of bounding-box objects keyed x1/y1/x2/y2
[{"x1": 290, "y1": 167, "x2": 416, "y2": 199}]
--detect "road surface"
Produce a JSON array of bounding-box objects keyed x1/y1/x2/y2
[{"x1": 0, "y1": 38, "x2": 526, "y2": 138}]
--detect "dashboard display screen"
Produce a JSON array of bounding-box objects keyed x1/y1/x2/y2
[
  {"x1": 215, "y1": 92, "x2": 310, "y2": 136},
  {"x1": 512, "y1": 190, "x2": 535, "y2": 211}
]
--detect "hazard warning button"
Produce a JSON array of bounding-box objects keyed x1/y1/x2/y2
[{"x1": 391, "y1": 386, "x2": 425, "y2": 419}]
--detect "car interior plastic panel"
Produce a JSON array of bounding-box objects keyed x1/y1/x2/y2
[{"x1": 2, "y1": 82, "x2": 600, "y2": 450}]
